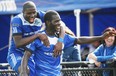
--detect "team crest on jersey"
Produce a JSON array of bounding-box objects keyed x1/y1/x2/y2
[{"x1": 33, "y1": 18, "x2": 42, "y2": 26}]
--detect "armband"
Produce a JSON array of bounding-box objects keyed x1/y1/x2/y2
[{"x1": 58, "y1": 38, "x2": 64, "y2": 43}]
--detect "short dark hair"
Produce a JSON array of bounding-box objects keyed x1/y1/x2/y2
[
  {"x1": 44, "y1": 10, "x2": 59, "y2": 22},
  {"x1": 23, "y1": 1, "x2": 36, "y2": 11}
]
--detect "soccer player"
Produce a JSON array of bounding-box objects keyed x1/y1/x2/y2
[
  {"x1": 7, "y1": 1, "x2": 48, "y2": 76},
  {"x1": 20, "y1": 10, "x2": 116, "y2": 76}
]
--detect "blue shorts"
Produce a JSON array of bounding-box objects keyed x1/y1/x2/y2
[{"x1": 7, "y1": 51, "x2": 35, "y2": 76}]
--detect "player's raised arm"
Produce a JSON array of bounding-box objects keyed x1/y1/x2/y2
[{"x1": 75, "y1": 30, "x2": 116, "y2": 44}]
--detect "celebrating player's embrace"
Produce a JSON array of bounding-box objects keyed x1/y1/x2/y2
[{"x1": 7, "y1": 1, "x2": 75, "y2": 76}]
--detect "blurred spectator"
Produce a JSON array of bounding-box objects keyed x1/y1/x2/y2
[
  {"x1": 62, "y1": 45, "x2": 81, "y2": 62},
  {"x1": 81, "y1": 47, "x2": 89, "y2": 61},
  {"x1": 88, "y1": 41, "x2": 101, "y2": 53},
  {"x1": 81, "y1": 41, "x2": 101, "y2": 61}
]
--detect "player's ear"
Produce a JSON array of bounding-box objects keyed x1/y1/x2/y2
[{"x1": 46, "y1": 21, "x2": 50, "y2": 26}]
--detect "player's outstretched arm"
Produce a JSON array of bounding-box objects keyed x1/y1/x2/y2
[{"x1": 75, "y1": 31, "x2": 116, "y2": 44}]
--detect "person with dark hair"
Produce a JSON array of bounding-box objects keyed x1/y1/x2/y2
[
  {"x1": 88, "y1": 27, "x2": 116, "y2": 76},
  {"x1": 20, "y1": 10, "x2": 116, "y2": 76},
  {"x1": 7, "y1": 1, "x2": 49, "y2": 76}
]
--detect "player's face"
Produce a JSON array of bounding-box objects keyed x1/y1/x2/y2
[
  {"x1": 50, "y1": 15, "x2": 61, "y2": 33},
  {"x1": 23, "y1": 7, "x2": 37, "y2": 23}
]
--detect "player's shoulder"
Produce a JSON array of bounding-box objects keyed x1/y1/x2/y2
[
  {"x1": 10, "y1": 13, "x2": 23, "y2": 27},
  {"x1": 11, "y1": 13, "x2": 22, "y2": 22}
]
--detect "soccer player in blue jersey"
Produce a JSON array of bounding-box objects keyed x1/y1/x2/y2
[
  {"x1": 20, "y1": 10, "x2": 116, "y2": 76},
  {"x1": 7, "y1": 1, "x2": 48, "y2": 76}
]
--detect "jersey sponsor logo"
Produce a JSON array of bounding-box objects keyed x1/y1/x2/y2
[
  {"x1": 24, "y1": 32, "x2": 35, "y2": 36},
  {"x1": 44, "y1": 52, "x2": 53, "y2": 56}
]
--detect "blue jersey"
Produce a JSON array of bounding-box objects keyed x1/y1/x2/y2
[
  {"x1": 26, "y1": 32, "x2": 76, "y2": 76},
  {"x1": 93, "y1": 44, "x2": 116, "y2": 63},
  {"x1": 93, "y1": 44, "x2": 116, "y2": 76},
  {"x1": 8, "y1": 11, "x2": 45, "y2": 55}
]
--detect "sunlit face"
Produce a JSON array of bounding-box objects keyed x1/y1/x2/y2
[
  {"x1": 23, "y1": 7, "x2": 37, "y2": 23},
  {"x1": 50, "y1": 14, "x2": 61, "y2": 33},
  {"x1": 105, "y1": 36, "x2": 115, "y2": 47}
]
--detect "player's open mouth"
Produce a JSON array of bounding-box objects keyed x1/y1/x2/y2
[{"x1": 29, "y1": 18, "x2": 34, "y2": 23}]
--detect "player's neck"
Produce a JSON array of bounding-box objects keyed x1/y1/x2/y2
[{"x1": 46, "y1": 30, "x2": 55, "y2": 36}]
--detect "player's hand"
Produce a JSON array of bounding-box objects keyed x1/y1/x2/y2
[
  {"x1": 37, "y1": 33, "x2": 50, "y2": 47},
  {"x1": 53, "y1": 42, "x2": 63, "y2": 57},
  {"x1": 95, "y1": 61, "x2": 101, "y2": 67},
  {"x1": 102, "y1": 31, "x2": 116, "y2": 39}
]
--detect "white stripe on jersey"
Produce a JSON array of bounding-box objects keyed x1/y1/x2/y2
[
  {"x1": 10, "y1": 53, "x2": 17, "y2": 66},
  {"x1": 12, "y1": 27, "x2": 18, "y2": 33},
  {"x1": 48, "y1": 36, "x2": 58, "y2": 45}
]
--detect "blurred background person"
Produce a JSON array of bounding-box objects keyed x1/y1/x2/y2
[
  {"x1": 63, "y1": 46, "x2": 81, "y2": 62},
  {"x1": 81, "y1": 41, "x2": 101, "y2": 61}
]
